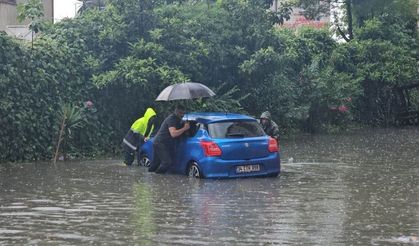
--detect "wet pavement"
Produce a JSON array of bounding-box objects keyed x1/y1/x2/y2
[{"x1": 0, "y1": 127, "x2": 418, "y2": 245}]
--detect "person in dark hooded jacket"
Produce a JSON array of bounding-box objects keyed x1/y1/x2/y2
[
  {"x1": 259, "y1": 111, "x2": 280, "y2": 143},
  {"x1": 148, "y1": 105, "x2": 190, "y2": 174},
  {"x1": 123, "y1": 108, "x2": 157, "y2": 166}
]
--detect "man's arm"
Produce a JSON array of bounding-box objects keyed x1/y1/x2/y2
[
  {"x1": 272, "y1": 123, "x2": 280, "y2": 141},
  {"x1": 143, "y1": 116, "x2": 155, "y2": 138},
  {"x1": 169, "y1": 122, "x2": 190, "y2": 138}
]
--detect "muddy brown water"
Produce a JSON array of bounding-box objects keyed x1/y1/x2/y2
[{"x1": 1, "y1": 127, "x2": 418, "y2": 245}]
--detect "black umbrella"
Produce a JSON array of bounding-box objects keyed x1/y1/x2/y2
[{"x1": 155, "y1": 82, "x2": 215, "y2": 101}]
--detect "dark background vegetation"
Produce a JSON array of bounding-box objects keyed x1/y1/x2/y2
[{"x1": 0, "y1": 0, "x2": 417, "y2": 162}]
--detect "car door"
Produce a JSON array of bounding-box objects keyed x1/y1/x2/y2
[{"x1": 172, "y1": 121, "x2": 200, "y2": 174}]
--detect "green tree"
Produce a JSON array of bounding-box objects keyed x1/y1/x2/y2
[
  {"x1": 354, "y1": 19, "x2": 418, "y2": 125},
  {"x1": 285, "y1": 0, "x2": 417, "y2": 41},
  {"x1": 17, "y1": 0, "x2": 47, "y2": 47},
  {"x1": 1, "y1": 0, "x2": 417, "y2": 162},
  {"x1": 76, "y1": 0, "x2": 106, "y2": 14}
]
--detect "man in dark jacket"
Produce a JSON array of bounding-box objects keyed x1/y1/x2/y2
[
  {"x1": 123, "y1": 108, "x2": 157, "y2": 166},
  {"x1": 148, "y1": 105, "x2": 190, "y2": 174},
  {"x1": 259, "y1": 111, "x2": 280, "y2": 143}
]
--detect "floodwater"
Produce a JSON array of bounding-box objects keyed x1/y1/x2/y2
[{"x1": 1, "y1": 127, "x2": 418, "y2": 245}]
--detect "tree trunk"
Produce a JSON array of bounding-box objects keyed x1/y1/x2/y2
[
  {"x1": 345, "y1": 0, "x2": 354, "y2": 40},
  {"x1": 53, "y1": 116, "x2": 66, "y2": 165}
]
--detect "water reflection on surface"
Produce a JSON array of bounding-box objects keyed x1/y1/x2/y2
[{"x1": 1, "y1": 127, "x2": 418, "y2": 245}]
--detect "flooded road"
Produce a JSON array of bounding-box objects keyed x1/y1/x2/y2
[{"x1": 1, "y1": 127, "x2": 418, "y2": 245}]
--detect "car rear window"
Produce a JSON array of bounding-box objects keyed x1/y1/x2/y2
[{"x1": 207, "y1": 120, "x2": 265, "y2": 138}]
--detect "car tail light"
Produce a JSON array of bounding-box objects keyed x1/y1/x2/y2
[
  {"x1": 268, "y1": 137, "x2": 279, "y2": 152},
  {"x1": 200, "y1": 141, "x2": 222, "y2": 157}
]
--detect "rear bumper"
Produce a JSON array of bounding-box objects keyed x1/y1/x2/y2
[{"x1": 198, "y1": 153, "x2": 281, "y2": 179}]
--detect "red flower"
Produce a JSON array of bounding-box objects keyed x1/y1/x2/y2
[
  {"x1": 338, "y1": 105, "x2": 348, "y2": 113},
  {"x1": 84, "y1": 100, "x2": 93, "y2": 108}
]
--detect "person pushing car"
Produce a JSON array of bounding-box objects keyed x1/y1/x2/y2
[
  {"x1": 259, "y1": 111, "x2": 280, "y2": 144},
  {"x1": 123, "y1": 107, "x2": 157, "y2": 166},
  {"x1": 148, "y1": 105, "x2": 190, "y2": 174}
]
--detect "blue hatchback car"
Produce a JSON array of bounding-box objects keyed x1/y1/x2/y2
[{"x1": 139, "y1": 112, "x2": 280, "y2": 178}]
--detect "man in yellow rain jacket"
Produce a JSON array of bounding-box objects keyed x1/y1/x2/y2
[{"x1": 123, "y1": 107, "x2": 157, "y2": 166}]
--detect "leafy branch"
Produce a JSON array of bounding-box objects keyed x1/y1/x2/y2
[{"x1": 53, "y1": 103, "x2": 84, "y2": 164}]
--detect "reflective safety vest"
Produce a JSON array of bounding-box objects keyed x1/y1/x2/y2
[
  {"x1": 130, "y1": 107, "x2": 156, "y2": 137},
  {"x1": 123, "y1": 108, "x2": 156, "y2": 151}
]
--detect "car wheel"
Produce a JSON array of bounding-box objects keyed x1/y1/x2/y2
[
  {"x1": 139, "y1": 155, "x2": 151, "y2": 167},
  {"x1": 187, "y1": 162, "x2": 202, "y2": 178}
]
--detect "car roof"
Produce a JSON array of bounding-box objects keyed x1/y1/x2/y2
[{"x1": 183, "y1": 112, "x2": 256, "y2": 124}]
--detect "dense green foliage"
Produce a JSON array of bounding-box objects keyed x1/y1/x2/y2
[
  {"x1": 0, "y1": 34, "x2": 91, "y2": 161},
  {"x1": 0, "y1": 0, "x2": 417, "y2": 162}
]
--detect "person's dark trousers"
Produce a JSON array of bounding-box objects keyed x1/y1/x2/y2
[
  {"x1": 123, "y1": 144, "x2": 135, "y2": 166},
  {"x1": 148, "y1": 142, "x2": 172, "y2": 173},
  {"x1": 123, "y1": 130, "x2": 142, "y2": 166}
]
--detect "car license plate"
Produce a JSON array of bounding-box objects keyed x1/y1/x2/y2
[{"x1": 236, "y1": 164, "x2": 260, "y2": 173}]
